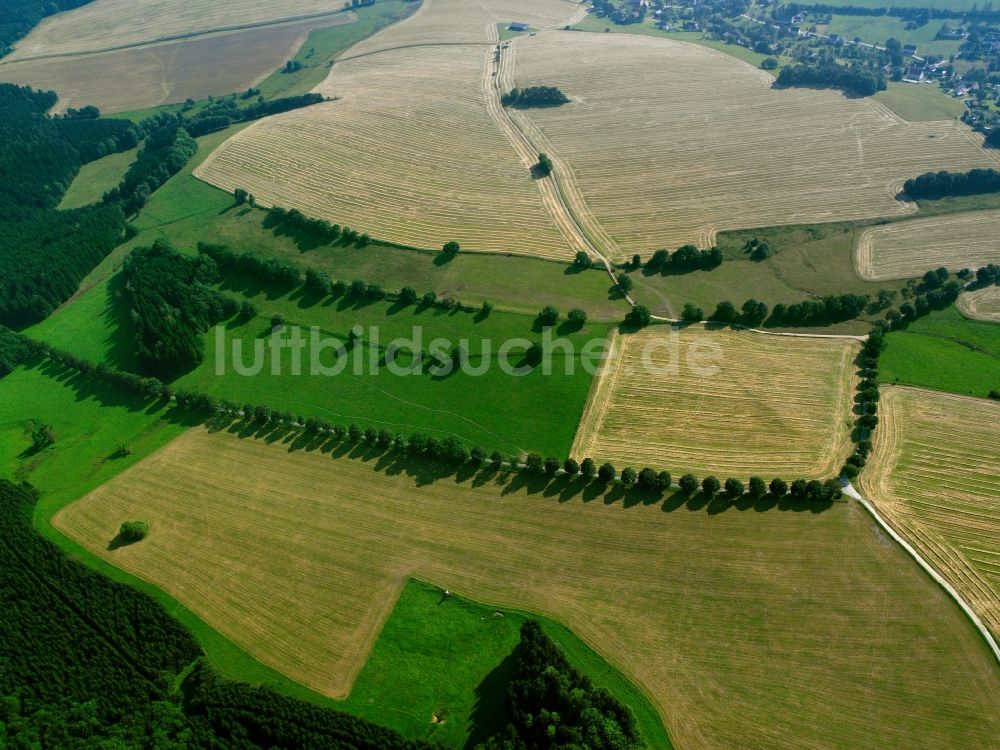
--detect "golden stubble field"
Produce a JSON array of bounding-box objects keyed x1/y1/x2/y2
[
  {"x1": 195, "y1": 0, "x2": 588, "y2": 259},
  {"x1": 0, "y1": 16, "x2": 353, "y2": 114},
  {"x1": 511, "y1": 32, "x2": 1000, "y2": 255},
  {"x1": 6, "y1": 0, "x2": 349, "y2": 59},
  {"x1": 54, "y1": 427, "x2": 1000, "y2": 750},
  {"x1": 572, "y1": 326, "x2": 860, "y2": 480},
  {"x1": 958, "y1": 284, "x2": 1000, "y2": 322},
  {"x1": 855, "y1": 210, "x2": 1000, "y2": 281},
  {"x1": 861, "y1": 386, "x2": 1000, "y2": 637}
]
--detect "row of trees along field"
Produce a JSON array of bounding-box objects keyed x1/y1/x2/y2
[
  {"x1": 903, "y1": 168, "x2": 1000, "y2": 199},
  {"x1": 0, "y1": 479, "x2": 432, "y2": 749},
  {"x1": 0, "y1": 0, "x2": 95, "y2": 57},
  {"x1": 477, "y1": 621, "x2": 643, "y2": 750},
  {"x1": 775, "y1": 62, "x2": 887, "y2": 96}
]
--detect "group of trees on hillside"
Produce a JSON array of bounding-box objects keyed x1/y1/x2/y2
[
  {"x1": 645, "y1": 245, "x2": 724, "y2": 274},
  {"x1": 501, "y1": 86, "x2": 570, "y2": 108},
  {"x1": 122, "y1": 241, "x2": 238, "y2": 378},
  {"x1": 776, "y1": 63, "x2": 887, "y2": 96},
  {"x1": 477, "y1": 621, "x2": 642, "y2": 749}
]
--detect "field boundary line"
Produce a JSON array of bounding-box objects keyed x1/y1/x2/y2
[{"x1": 843, "y1": 478, "x2": 1000, "y2": 664}]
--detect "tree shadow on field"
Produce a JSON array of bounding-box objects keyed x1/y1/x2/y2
[{"x1": 465, "y1": 648, "x2": 517, "y2": 749}]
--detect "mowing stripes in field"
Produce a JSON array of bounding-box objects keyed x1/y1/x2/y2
[
  {"x1": 510, "y1": 32, "x2": 1000, "y2": 255},
  {"x1": 861, "y1": 387, "x2": 1000, "y2": 638},
  {"x1": 571, "y1": 326, "x2": 859, "y2": 480},
  {"x1": 855, "y1": 210, "x2": 1000, "y2": 281},
  {"x1": 958, "y1": 285, "x2": 1000, "y2": 323},
  {"x1": 54, "y1": 427, "x2": 1000, "y2": 750}
]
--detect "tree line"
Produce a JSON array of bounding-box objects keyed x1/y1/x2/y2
[
  {"x1": 782, "y1": 2, "x2": 1000, "y2": 21},
  {"x1": 840, "y1": 327, "x2": 886, "y2": 480},
  {"x1": 776, "y1": 63, "x2": 887, "y2": 96},
  {"x1": 266, "y1": 203, "x2": 369, "y2": 247},
  {"x1": 0, "y1": 479, "x2": 431, "y2": 749},
  {"x1": 180, "y1": 93, "x2": 325, "y2": 138},
  {"x1": 477, "y1": 620, "x2": 643, "y2": 749},
  {"x1": 902, "y1": 168, "x2": 1000, "y2": 199}
]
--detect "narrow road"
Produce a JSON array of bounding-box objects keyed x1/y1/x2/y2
[{"x1": 842, "y1": 480, "x2": 1000, "y2": 665}]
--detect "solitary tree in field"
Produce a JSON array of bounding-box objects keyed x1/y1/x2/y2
[
  {"x1": 118, "y1": 521, "x2": 149, "y2": 543},
  {"x1": 442, "y1": 241, "x2": 460, "y2": 259},
  {"x1": 617, "y1": 273, "x2": 634, "y2": 293},
  {"x1": 625, "y1": 304, "x2": 652, "y2": 328},
  {"x1": 713, "y1": 301, "x2": 737, "y2": 323},
  {"x1": 682, "y1": 303, "x2": 703, "y2": 322},
  {"x1": 702, "y1": 475, "x2": 720, "y2": 495},
  {"x1": 234, "y1": 188, "x2": 248, "y2": 205},
  {"x1": 481, "y1": 299, "x2": 494, "y2": 316},
  {"x1": 679, "y1": 474, "x2": 699, "y2": 494},
  {"x1": 538, "y1": 305, "x2": 560, "y2": 327},
  {"x1": 400, "y1": 286, "x2": 418, "y2": 305},
  {"x1": 574, "y1": 250, "x2": 592, "y2": 268},
  {"x1": 567, "y1": 308, "x2": 587, "y2": 327},
  {"x1": 597, "y1": 462, "x2": 616, "y2": 482}
]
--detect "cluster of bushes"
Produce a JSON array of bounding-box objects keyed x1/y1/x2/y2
[
  {"x1": 266, "y1": 204, "x2": 369, "y2": 246},
  {"x1": 644, "y1": 244, "x2": 724, "y2": 274},
  {"x1": 535, "y1": 151, "x2": 553, "y2": 177},
  {"x1": 536, "y1": 304, "x2": 587, "y2": 328},
  {"x1": 123, "y1": 241, "x2": 238, "y2": 378},
  {"x1": 902, "y1": 167, "x2": 1000, "y2": 199},
  {"x1": 841, "y1": 328, "x2": 886, "y2": 479},
  {"x1": 0, "y1": 479, "x2": 431, "y2": 749},
  {"x1": 973, "y1": 263, "x2": 1000, "y2": 287},
  {"x1": 775, "y1": 63, "x2": 886, "y2": 96},
  {"x1": 197, "y1": 241, "x2": 491, "y2": 314},
  {"x1": 742, "y1": 237, "x2": 771, "y2": 260},
  {"x1": 501, "y1": 86, "x2": 570, "y2": 107},
  {"x1": 477, "y1": 620, "x2": 642, "y2": 750},
  {"x1": 883, "y1": 269, "x2": 964, "y2": 328}
]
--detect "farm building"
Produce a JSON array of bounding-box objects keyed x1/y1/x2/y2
[
  {"x1": 902, "y1": 43, "x2": 918, "y2": 56},
  {"x1": 508, "y1": 22, "x2": 530, "y2": 32}
]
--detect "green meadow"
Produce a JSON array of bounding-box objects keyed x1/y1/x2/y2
[
  {"x1": 58, "y1": 146, "x2": 138, "y2": 209},
  {"x1": 880, "y1": 305, "x2": 1000, "y2": 398}
]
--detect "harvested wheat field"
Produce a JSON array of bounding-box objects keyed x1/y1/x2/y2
[
  {"x1": 861, "y1": 386, "x2": 1000, "y2": 637},
  {"x1": 55, "y1": 427, "x2": 1000, "y2": 750},
  {"x1": 196, "y1": 42, "x2": 575, "y2": 258},
  {"x1": 6, "y1": 0, "x2": 349, "y2": 60},
  {"x1": 0, "y1": 16, "x2": 352, "y2": 114},
  {"x1": 958, "y1": 285, "x2": 1000, "y2": 322},
  {"x1": 571, "y1": 326, "x2": 860, "y2": 480},
  {"x1": 511, "y1": 32, "x2": 999, "y2": 255},
  {"x1": 855, "y1": 211, "x2": 1000, "y2": 281}
]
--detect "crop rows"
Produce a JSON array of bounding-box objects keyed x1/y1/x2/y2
[
  {"x1": 512, "y1": 32, "x2": 1000, "y2": 254},
  {"x1": 55, "y1": 426, "x2": 1000, "y2": 750},
  {"x1": 861, "y1": 386, "x2": 1000, "y2": 637},
  {"x1": 957, "y1": 284, "x2": 1000, "y2": 322},
  {"x1": 572, "y1": 326, "x2": 859, "y2": 479},
  {"x1": 855, "y1": 210, "x2": 1000, "y2": 281}
]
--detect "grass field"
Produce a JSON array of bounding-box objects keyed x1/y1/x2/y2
[
  {"x1": 880, "y1": 305, "x2": 1000, "y2": 398},
  {"x1": 826, "y1": 15, "x2": 963, "y2": 59},
  {"x1": 58, "y1": 147, "x2": 137, "y2": 209},
  {"x1": 571, "y1": 325, "x2": 859, "y2": 479},
  {"x1": 855, "y1": 210, "x2": 1000, "y2": 280},
  {"x1": 632, "y1": 219, "x2": 910, "y2": 331},
  {"x1": 337, "y1": 579, "x2": 670, "y2": 747},
  {"x1": 861, "y1": 387, "x2": 1000, "y2": 637},
  {"x1": 511, "y1": 31, "x2": 997, "y2": 255},
  {"x1": 53, "y1": 425, "x2": 1000, "y2": 750},
  {"x1": 873, "y1": 81, "x2": 966, "y2": 122},
  {"x1": 958, "y1": 285, "x2": 1000, "y2": 322}
]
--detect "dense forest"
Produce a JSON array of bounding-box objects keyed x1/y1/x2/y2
[
  {"x1": 902, "y1": 168, "x2": 1000, "y2": 199},
  {"x1": 775, "y1": 63, "x2": 886, "y2": 96},
  {"x1": 478, "y1": 621, "x2": 642, "y2": 750},
  {"x1": 122, "y1": 241, "x2": 238, "y2": 378},
  {"x1": 0, "y1": 479, "x2": 433, "y2": 748},
  {"x1": 0, "y1": 0, "x2": 95, "y2": 57}
]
